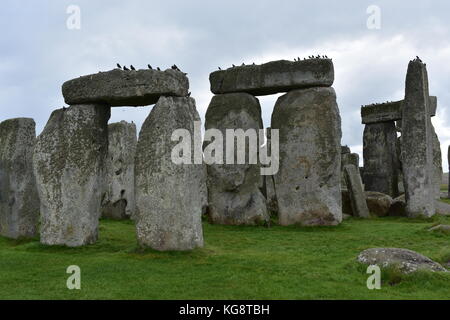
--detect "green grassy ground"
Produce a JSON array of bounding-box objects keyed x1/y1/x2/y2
[{"x1": 0, "y1": 214, "x2": 449, "y2": 300}]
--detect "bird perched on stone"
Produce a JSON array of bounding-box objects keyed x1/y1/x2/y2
[
  {"x1": 157, "y1": 67, "x2": 161, "y2": 71},
  {"x1": 172, "y1": 64, "x2": 180, "y2": 71},
  {"x1": 218, "y1": 67, "x2": 221, "y2": 70},
  {"x1": 232, "y1": 64, "x2": 236, "y2": 67},
  {"x1": 187, "y1": 92, "x2": 191, "y2": 97},
  {"x1": 123, "y1": 66, "x2": 130, "y2": 71},
  {"x1": 116, "y1": 63, "x2": 122, "y2": 69},
  {"x1": 242, "y1": 63, "x2": 245, "y2": 66},
  {"x1": 148, "y1": 64, "x2": 152, "y2": 69},
  {"x1": 130, "y1": 65, "x2": 136, "y2": 71}
]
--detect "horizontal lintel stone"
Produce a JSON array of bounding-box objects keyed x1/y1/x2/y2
[
  {"x1": 62, "y1": 69, "x2": 189, "y2": 107},
  {"x1": 209, "y1": 59, "x2": 334, "y2": 96},
  {"x1": 361, "y1": 96, "x2": 437, "y2": 124}
]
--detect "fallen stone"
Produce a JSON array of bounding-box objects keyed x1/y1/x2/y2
[
  {"x1": 362, "y1": 121, "x2": 400, "y2": 198},
  {"x1": 62, "y1": 69, "x2": 189, "y2": 106},
  {"x1": 401, "y1": 60, "x2": 435, "y2": 218},
  {"x1": 435, "y1": 200, "x2": 450, "y2": 216},
  {"x1": 361, "y1": 96, "x2": 437, "y2": 124},
  {"x1": 135, "y1": 96, "x2": 205, "y2": 251},
  {"x1": 210, "y1": 59, "x2": 334, "y2": 96},
  {"x1": 272, "y1": 87, "x2": 342, "y2": 226},
  {"x1": 357, "y1": 248, "x2": 447, "y2": 273},
  {"x1": 428, "y1": 224, "x2": 450, "y2": 233},
  {"x1": 33, "y1": 104, "x2": 110, "y2": 247},
  {"x1": 0, "y1": 118, "x2": 40, "y2": 239},
  {"x1": 101, "y1": 121, "x2": 137, "y2": 220},
  {"x1": 365, "y1": 191, "x2": 393, "y2": 217},
  {"x1": 344, "y1": 165, "x2": 370, "y2": 218},
  {"x1": 204, "y1": 93, "x2": 269, "y2": 225}
]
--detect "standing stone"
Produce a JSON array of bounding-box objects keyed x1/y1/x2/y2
[
  {"x1": 204, "y1": 93, "x2": 269, "y2": 225},
  {"x1": 0, "y1": 118, "x2": 40, "y2": 239},
  {"x1": 448, "y1": 145, "x2": 450, "y2": 199},
  {"x1": 33, "y1": 104, "x2": 110, "y2": 246},
  {"x1": 362, "y1": 122, "x2": 399, "y2": 198},
  {"x1": 344, "y1": 165, "x2": 370, "y2": 218},
  {"x1": 341, "y1": 150, "x2": 359, "y2": 189},
  {"x1": 401, "y1": 60, "x2": 435, "y2": 217},
  {"x1": 431, "y1": 123, "x2": 442, "y2": 200},
  {"x1": 135, "y1": 96, "x2": 205, "y2": 251},
  {"x1": 101, "y1": 121, "x2": 137, "y2": 220},
  {"x1": 271, "y1": 87, "x2": 342, "y2": 226},
  {"x1": 264, "y1": 128, "x2": 278, "y2": 216}
]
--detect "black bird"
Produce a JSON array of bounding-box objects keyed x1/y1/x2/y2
[
  {"x1": 130, "y1": 65, "x2": 136, "y2": 70},
  {"x1": 116, "y1": 63, "x2": 122, "y2": 69},
  {"x1": 252, "y1": 62, "x2": 255, "y2": 65},
  {"x1": 218, "y1": 67, "x2": 221, "y2": 70},
  {"x1": 242, "y1": 63, "x2": 245, "y2": 66},
  {"x1": 187, "y1": 92, "x2": 191, "y2": 97},
  {"x1": 123, "y1": 66, "x2": 130, "y2": 71},
  {"x1": 148, "y1": 64, "x2": 152, "y2": 69},
  {"x1": 173, "y1": 64, "x2": 179, "y2": 71},
  {"x1": 157, "y1": 67, "x2": 161, "y2": 71},
  {"x1": 232, "y1": 64, "x2": 236, "y2": 67}
]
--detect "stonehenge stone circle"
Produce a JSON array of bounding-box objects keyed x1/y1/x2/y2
[
  {"x1": 272, "y1": 87, "x2": 342, "y2": 226},
  {"x1": 0, "y1": 118, "x2": 40, "y2": 239},
  {"x1": 101, "y1": 121, "x2": 137, "y2": 220},
  {"x1": 362, "y1": 122, "x2": 400, "y2": 197},
  {"x1": 344, "y1": 165, "x2": 370, "y2": 218},
  {"x1": 135, "y1": 96, "x2": 205, "y2": 251},
  {"x1": 401, "y1": 60, "x2": 435, "y2": 218},
  {"x1": 210, "y1": 59, "x2": 334, "y2": 96},
  {"x1": 204, "y1": 93, "x2": 269, "y2": 225},
  {"x1": 62, "y1": 68, "x2": 189, "y2": 106},
  {"x1": 33, "y1": 104, "x2": 110, "y2": 247}
]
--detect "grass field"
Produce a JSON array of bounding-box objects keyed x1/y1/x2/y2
[{"x1": 0, "y1": 213, "x2": 449, "y2": 300}]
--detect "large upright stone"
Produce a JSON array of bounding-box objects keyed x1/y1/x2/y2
[
  {"x1": 0, "y1": 118, "x2": 39, "y2": 239},
  {"x1": 135, "y1": 96, "x2": 205, "y2": 251},
  {"x1": 344, "y1": 165, "x2": 370, "y2": 218},
  {"x1": 401, "y1": 60, "x2": 435, "y2": 217},
  {"x1": 62, "y1": 69, "x2": 189, "y2": 106},
  {"x1": 271, "y1": 87, "x2": 342, "y2": 226},
  {"x1": 102, "y1": 121, "x2": 137, "y2": 220},
  {"x1": 210, "y1": 59, "x2": 334, "y2": 96},
  {"x1": 204, "y1": 93, "x2": 269, "y2": 225},
  {"x1": 448, "y1": 145, "x2": 450, "y2": 199},
  {"x1": 33, "y1": 104, "x2": 110, "y2": 246},
  {"x1": 431, "y1": 123, "x2": 442, "y2": 200},
  {"x1": 362, "y1": 122, "x2": 400, "y2": 197}
]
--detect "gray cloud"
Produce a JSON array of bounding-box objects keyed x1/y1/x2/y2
[{"x1": 1, "y1": 0, "x2": 450, "y2": 168}]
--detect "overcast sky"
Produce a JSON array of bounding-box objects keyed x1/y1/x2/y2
[{"x1": 1, "y1": 0, "x2": 450, "y2": 169}]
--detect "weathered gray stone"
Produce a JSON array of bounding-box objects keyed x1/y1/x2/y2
[
  {"x1": 341, "y1": 152, "x2": 359, "y2": 189},
  {"x1": 341, "y1": 145, "x2": 351, "y2": 154},
  {"x1": 431, "y1": 123, "x2": 442, "y2": 200},
  {"x1": 62, "y1": 69, "x2": 189, "y2": 106},
  {"x1": 0, "y1": 118, "x2": 40, "y2": 239},
  {"x1": 362, "y1": 122, "x2": 400, "y2": 198},
  {"x1": 204, "y1": 93, "x2": 269, "y2": 225},
  {"x1": 33, "y1": 104, "x2": 110, "y2": 247},
  {"x1": 435, "y1": 199, "x2": 450, "y2": 216},
  {"x1": 401, "y1": 60, "x2": 435, "y2": 218},
  {"x1": 428, "y1": 224, "x2": 450, "y2": 233},
  {"x1": 449, "y1": 145, "x2": 450, "y2": 199},
  {"x1": 101, "y1": 121, "x2": 137, "y2": 220},
  {"x1": 361, "y1": 96, "x2": 437, "y2": 124},
  {"x1": 264, "y1": 128, "x2": 278, "y2": 216},
  {"x1": 135, "y1": 96, "x2": 205, "y2": 251},
  {"x1": 272, "y1": 87, "x2": 342, "y2": 226},
  {"x1": 344, "y1": 165, "x2": 370, "y2": 218},
  {"x1": 210, "y1": 59, "x2": 334, "y2": 96},
  {"x1": 365, "y1": 191, "x2": 393, "y2": 217},
  {"x1": 357, "y1": 248, "x2": 447, "y2": 273}
]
